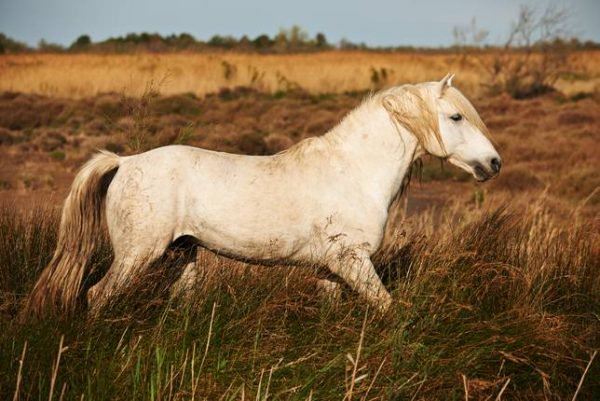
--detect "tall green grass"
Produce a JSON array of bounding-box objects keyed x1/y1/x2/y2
[{"x1": 0, "y1": 200, "x2": 598, "y2": 400}]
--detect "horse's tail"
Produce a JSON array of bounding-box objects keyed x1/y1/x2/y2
[{"x1": 25, "y1": 150, "x2": 120, "y2": 317}]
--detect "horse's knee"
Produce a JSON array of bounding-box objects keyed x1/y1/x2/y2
[{"x1": 325, "y1": 249, "x2": 392, "y2": 312}]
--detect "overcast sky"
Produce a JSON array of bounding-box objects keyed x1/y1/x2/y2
[{"x1": 1, "y1": 0, "x2": 598, "y2": 47}]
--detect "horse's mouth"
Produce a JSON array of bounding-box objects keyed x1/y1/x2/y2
[
  {"x1": 473, "y1": 163, "x2": 494, "y2": 182},
  {"x1": 447, "y1": 157, "x2": 497, "y2": 182}
]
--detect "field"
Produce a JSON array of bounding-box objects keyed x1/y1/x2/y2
[
  {"x1": 0, "y1": 52, "x2": 599, "y2": 400},
  {"x1": 2, "y1": 51, "x2": 600, "y2": 98}
]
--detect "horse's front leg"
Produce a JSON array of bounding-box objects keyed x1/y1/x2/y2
[{"x1": 327, "y1": 248, "x2": 392, "y2": 313}]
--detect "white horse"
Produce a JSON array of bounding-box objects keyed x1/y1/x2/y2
[{"x1": 27, "y1": 74, "x2": 501, "y2": 316}]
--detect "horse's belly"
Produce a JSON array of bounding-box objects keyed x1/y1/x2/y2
[{"x1": 188, "y1": 222, "x2": 311, "y2": 263}]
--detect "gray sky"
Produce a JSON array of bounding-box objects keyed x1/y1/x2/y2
[{"x1": 1, "y1": 0, "x2": 598, "y2": 47}]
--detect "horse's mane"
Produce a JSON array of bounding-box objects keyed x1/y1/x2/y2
[
  {"x1": 382, "y1": 85, "x2": 443, "y2": 152},
  {"x1": 276, "y1": 83, "x2": 489, "y2": 167},
  {"x1": 382, "y1": 83, "x2": 490, "y2": 153},
  {"x1": 273, "y1": 96, "x2": 374, "y2": 160}
]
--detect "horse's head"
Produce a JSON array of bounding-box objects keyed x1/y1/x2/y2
[{"x1": 383, "y1": 74, "x2": 501, "y2": 181}]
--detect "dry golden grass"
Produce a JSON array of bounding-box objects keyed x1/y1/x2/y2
[{"x1": 2, "y1": 51, "x2": 599, "y2": 98}]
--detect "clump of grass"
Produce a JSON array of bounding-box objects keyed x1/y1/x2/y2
[{"x1": 0, "y1": 198, "x2": 598, "y2": 400}]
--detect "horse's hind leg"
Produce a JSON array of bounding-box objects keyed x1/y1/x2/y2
[
  {"x1": 170, "y1": 261, "x2": 199, "y2": 300},
  {"x1": 167, "y1": 236, "x2": 201, "y2": 301},
  {"x1": 87, "y1": 239, "x2": 169, "y2": 313}
]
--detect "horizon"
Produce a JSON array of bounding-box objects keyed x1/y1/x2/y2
[{"x1": 1, "y1": 0, "x2": 599, "y2": 49}]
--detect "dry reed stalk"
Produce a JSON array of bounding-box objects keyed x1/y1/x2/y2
[
  {"x1": 571, "y1": 350, "x2": 597, "y2": 401},
  {"x1": 345, "y1": 309, "x2": 369, "y2": 401},
  {"x1": 462, "y1": 374, "x2": 469, "y2": 401},
  {"x1": 48, "y1": 335, "x2": 67, "y2": 401},
  {"x1": 494, "y1": 378, "x2": 511, "y2": 401},
  {"x1": 12, "y1": 341, "x2": 27, "y2": 401}
]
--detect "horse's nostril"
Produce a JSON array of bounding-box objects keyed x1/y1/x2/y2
[{"x1": 490, "y1": 158, "x2": 502, "y2": 173}]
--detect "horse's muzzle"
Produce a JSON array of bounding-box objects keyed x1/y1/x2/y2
[{"x1": 473, "y1": 157, "x2": 502, "y2": 182}]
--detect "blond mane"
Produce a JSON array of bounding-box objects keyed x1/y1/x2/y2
[
  {"x1": 382, "y1": 83, "x2": 489, "y2": 153},
  {"x1": 382, "y1": 85, "x2": 442, "y2": 151},
  {"x1": 276, "y1": 83, "x2": 489, "y2": 164}
]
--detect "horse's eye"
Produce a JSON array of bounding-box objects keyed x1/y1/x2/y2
[{"x1": 450, "y1": 113, "x2": 463, "y2": 122}]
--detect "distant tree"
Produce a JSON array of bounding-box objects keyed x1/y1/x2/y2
[
  {"x1": 139, "y1": 32, "x2": 151, "y2": 43},
  {"x1": 315, "y1": 32, "x2": 328, "y2": 48},
  {"x1": 275, "y1": 25, "x2": 310, "y2": 51},
  {"x1": 38, "y1": 39, "x2": 64, "y2": 53},
  {"x1": 177, "y1": 33, "x2": 196, "y2": 46},
  {"x1": 169, "y1": 33, "x2": 197, "y2": 50},
  {"x1": 456, "y1": 4, "x2": 574, "y2": 98},
  {"x1": 0, "y1": 33, "x2": 30, "y2": 53},
  {"x1": 274, "y1": 30, "x2": 289, "y2": 51},
  {"x1": 339, "y1": 38, "x2": 358, "y2": 50},
  {"x1": 70, "y1": 34, "x2": 91, "y2": 49},
  {"x1": 452, "y1": 17, "x2": 489, "y2": 49},
  {"x1": 238, "y1": 35, "x2": 252, "y2": 50},
  {"x1": 288, "y1": 25, "x2": 308, "y2": 48},
  {"x1": 208, "y1": 35, "x2": 237, "y2": 49},
  {"x1": 253, "y1": 34, "x2": 273, "y2": 49},
  {"x1": 178, "y1": 33, "x2": 195, "y2": 41}
]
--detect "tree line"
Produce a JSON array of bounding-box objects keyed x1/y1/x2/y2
[{"x1": 1, "y1": 25, "x2": 599, "y2": 55}]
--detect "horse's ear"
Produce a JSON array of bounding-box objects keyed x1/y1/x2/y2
[{"x1": 437, "y1": 73, "x2": 455, "y2": 97}]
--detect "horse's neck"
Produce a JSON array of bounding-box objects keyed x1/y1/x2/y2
[{"x1": 325, "y1": 99, "x2": 422, "y2": 208}]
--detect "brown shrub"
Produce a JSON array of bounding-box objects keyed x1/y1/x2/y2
[
  {"x1": 84, "y1": 118, "x2": 110, "y2": 136},
  {"x1": 485, "y1": 116, "x2": 512, "y2": 130},
  {"x1": 151, "y1": 94, "x2": 202, "y2": 116},
  {"x1": 264, "y1": 133, "x2": 294, "y2": 153},
  {"x1": 557, "y1": 110, "x2": 595, "y2": 125},
  {"x1": 36, "y1": 131, "x2": 66, "y2": 151},
  {"x1": 304, "y1": 110, "x2": 337, "y2": 135},
  {"x1": 104, "y1": 142, "x2": 125, "y2": 154},
  {"x1": 0, "y1": 128, "x2": 15, "y2": 145},
  {"x1": 556, "y1": 166, "x2": 600, "y2": 204},
  {"x1": 93, "y1": 93, "x2": 124, "y2": 120},
  {"x1": 237, "y1": 132, "x2": 268, "y2": 155},
  {"x1": 0, "y1": 94, "x2": 66, "y2": 130},
  {"x1": 490, "y1": 165, "x2": 544, "y2": 192}
]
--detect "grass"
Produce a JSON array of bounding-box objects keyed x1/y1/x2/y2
[
  {"x1": 0, "y1": 195, "x2": 598, "y2": 400},
  {"x1": 1, "y1": 51, "x2": 599, "y2": 99}
]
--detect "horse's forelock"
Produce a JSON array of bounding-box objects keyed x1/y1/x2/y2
[
  {"x1": 443, "y1": 87, "x2": 490, "y2": 137},
  {"x1": 382, "y1": 85, "x2": 444, "y2": 152}
]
